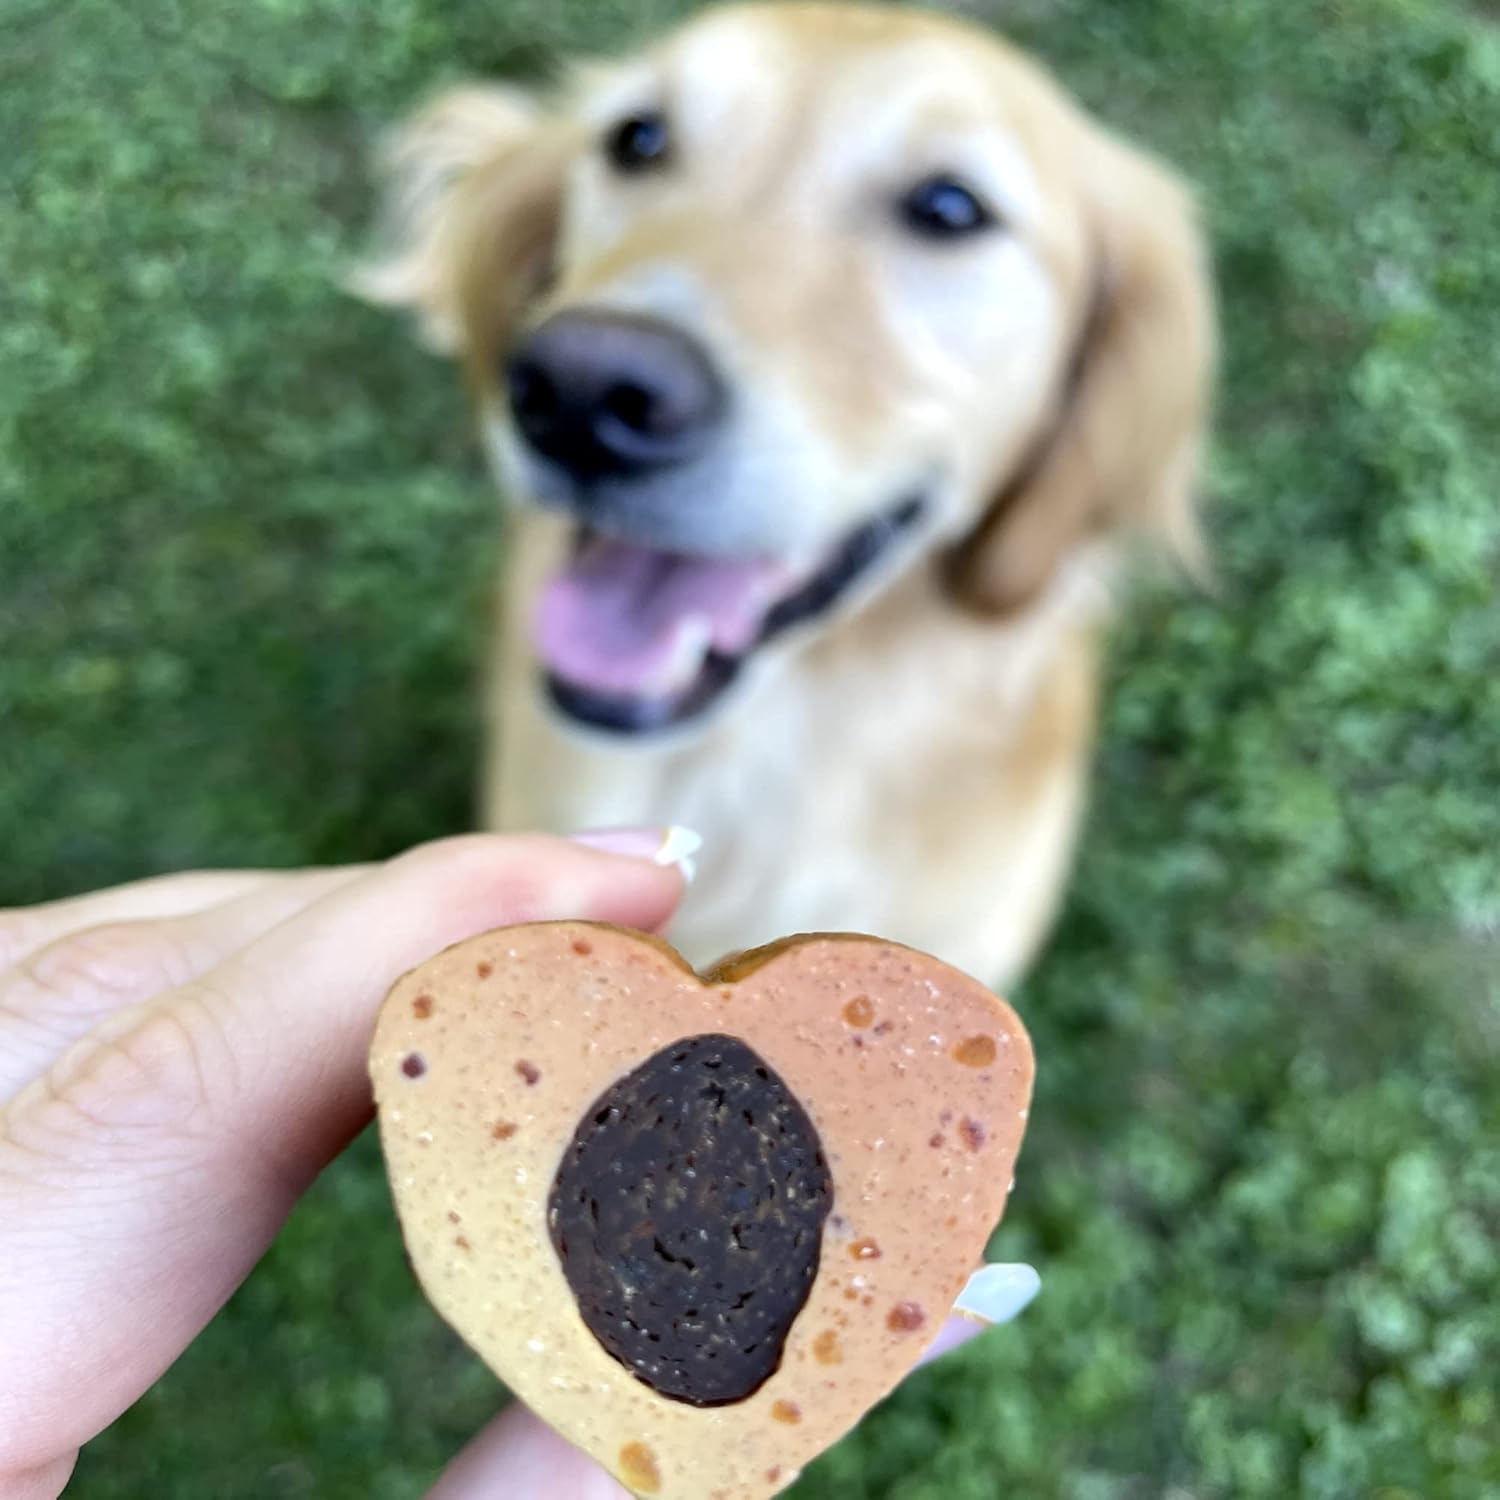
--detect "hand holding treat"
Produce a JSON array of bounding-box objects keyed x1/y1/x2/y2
[
  {"x1": 372, "y1": 922, "x2": 1036, "y2": 1499},
  {"x1": 0, "y1": 830, "x2": 1036, "y2": 1500},
  {"x1": 0, "y1": 833, "x2": 685, "y2": 1499}
]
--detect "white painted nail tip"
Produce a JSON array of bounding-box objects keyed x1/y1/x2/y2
[
  {"x1": 954, "y1": 1263, "x2": 1041, "y2": 1325},
  {"x1": 655, "y1": 825, "x2": 703, "y2": 882}
]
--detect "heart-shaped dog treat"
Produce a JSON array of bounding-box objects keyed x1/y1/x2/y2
[{"x1": 370, "y1": 924, "x2": 1033, "y2": 1499}]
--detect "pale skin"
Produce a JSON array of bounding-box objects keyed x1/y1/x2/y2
[{"x1": 0, "y1": 832, "x2": 1011, "y2": 1500}]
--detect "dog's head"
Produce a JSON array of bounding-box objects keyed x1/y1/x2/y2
[{"x1": 355, "y1": 3, "x2": 1214, "y2": 736}]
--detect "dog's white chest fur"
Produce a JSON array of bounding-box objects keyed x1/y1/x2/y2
[{"x1": 489, "y1": 532, "x2": 1112, "y2": 985}]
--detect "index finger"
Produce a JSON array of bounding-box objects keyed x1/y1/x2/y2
[{"x1": 0, "y1": 833, "x2": 685, "y2": 1484}]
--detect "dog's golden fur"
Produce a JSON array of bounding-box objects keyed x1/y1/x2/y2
[{"x1": 356, "y1": 3, "x2": 1215, "y2": 982}]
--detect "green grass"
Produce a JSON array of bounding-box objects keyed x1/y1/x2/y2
[{"x1": 5, "y1": 0, "x2": 1499, "y2": 1495}]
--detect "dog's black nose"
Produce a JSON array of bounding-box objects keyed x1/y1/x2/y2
[{"x1": 505, "y1": 311, "x2": 725, "y2": 480}]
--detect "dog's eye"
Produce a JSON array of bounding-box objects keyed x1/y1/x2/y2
[
  {"x1": 899, "y1": 176, "x2": 998, "y2": 240},
  {"x1": 605, "y1": 112, "x2": 671, "y2": 173}
]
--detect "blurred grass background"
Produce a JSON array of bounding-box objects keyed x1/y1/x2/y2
[{"x1": 4, "y1": 0, "x2": 1499, "y2": 1495}]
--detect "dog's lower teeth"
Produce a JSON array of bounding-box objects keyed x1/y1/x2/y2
[{"x1": 644, "y1": 616, "x2": 713, "y2": 697}]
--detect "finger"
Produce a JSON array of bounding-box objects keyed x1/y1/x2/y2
[
  {"x1": 0, "y1": 868, "x2": 369, "y2": 1100},
  {"x1": 0, "y1": 834, "x2": 685, "y2": 1481},
  {"x1": 916, "y1": 1263, "x2": 1042, "y2": 1369},
  {"x1": 426, "y1": 1401, "x2": 630, "y2": 1500},
  {"x1": 0, "y1": 871, "x2": 300, "y2": 972},
  {"x1": 203, "y1": 832, "x2": 689, "y2": 1181},
  {"x1": 2, "y1": 1456, "x2": 75, "y2": 1500}
]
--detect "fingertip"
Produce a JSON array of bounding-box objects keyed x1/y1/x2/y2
[
  {"x1": 386, "y1": 831, "x2": 687, "y2": 935},
  {"x1": 916, "y1": 1313, "x2": 987, "y2": 1368},
  {"x1": 569, "y1": 825, "x2": 703, "y2": 884},
  {"x1": 915, "y1": 1264, "x2": 1042, "y2": 1370}
]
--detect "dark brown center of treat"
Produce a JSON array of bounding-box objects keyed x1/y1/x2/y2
[{"x1": 548, "y1": 1033, "x2": 833, "y2": 1406}]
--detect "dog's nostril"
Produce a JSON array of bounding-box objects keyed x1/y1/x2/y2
[
  {"x1": 603, "y1": 381, "x2": 661, "y2": 436},
  {"x1": 507, "y1": 359, "x2": 559, "y2": 424}
]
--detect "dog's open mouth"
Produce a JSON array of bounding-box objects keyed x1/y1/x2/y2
[{"x1": 534, "y1": 497, "x2": 927, "y2": 734}]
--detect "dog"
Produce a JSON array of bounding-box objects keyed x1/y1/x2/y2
[{"x1": 354, "y1": 2, "x2": 1215, "y2": 983}]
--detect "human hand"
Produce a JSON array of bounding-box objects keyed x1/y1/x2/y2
[{"x1": 0, "y1": 831, "x2": 1037, "y2": 1500}]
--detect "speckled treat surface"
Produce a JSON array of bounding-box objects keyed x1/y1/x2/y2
[{"x1": 370, "y1": 924, "x2": 1034, "y2": 1499}]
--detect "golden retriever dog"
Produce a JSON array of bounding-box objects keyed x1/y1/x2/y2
[{"x1": 354, "y1": 2, "x2": 1215, "y2": 983}]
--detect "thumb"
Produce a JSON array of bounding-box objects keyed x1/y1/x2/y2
[{"x1": 427, "y1": 1401, "x2": 631, "y2": 1500}]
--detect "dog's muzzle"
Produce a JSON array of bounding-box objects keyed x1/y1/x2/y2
[{"x1": 505, "y1": 308, "x2": 931, "y2": 736}]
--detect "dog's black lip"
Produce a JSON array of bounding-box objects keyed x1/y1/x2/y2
[{"x1": 545, "y1": 494, "x2": 929, "y2": 736}]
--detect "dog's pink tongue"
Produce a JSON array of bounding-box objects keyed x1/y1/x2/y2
[{"x1": 534, "y1": 538, "x2": 788, "y2": 696}]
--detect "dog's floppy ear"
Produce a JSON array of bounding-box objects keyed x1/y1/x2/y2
[
  {"x1": 349, "y1": 85, "x2": 573, "y2": 359},
  {"x1": 950, "y1": 132, "x2": 1216, "y2": 613}
]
